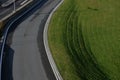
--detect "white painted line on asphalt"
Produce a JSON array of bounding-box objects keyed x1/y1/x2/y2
[
  {"x1": 43, "y1": 0, "x2": 64, "y2": 80},
  {"x1": 0, "y1": 0, "x2": 33, "y2": 22}
]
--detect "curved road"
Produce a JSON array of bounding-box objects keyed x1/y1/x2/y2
[{"x1": 3, "y1": 0, "x2": 61, "y2": 80}]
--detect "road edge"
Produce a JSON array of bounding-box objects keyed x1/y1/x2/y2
[{"x1": 43, "y1": 0, "x2": 64, "y2": 80}]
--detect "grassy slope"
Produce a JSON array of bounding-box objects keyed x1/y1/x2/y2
[
  {"x1": 48, "y1": 0, "x2": 120, "y2": 80},
  {"x1": 80, "y1": 0, "x2": 120, "y2": 80}
]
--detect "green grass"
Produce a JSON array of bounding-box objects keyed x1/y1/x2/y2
[{"x1": 48, "y1": 0, "x2": 120, "y2": 80}]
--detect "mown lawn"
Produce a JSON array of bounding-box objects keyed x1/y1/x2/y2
[{"x1": 48, "y1": 0, "x2": 120, "y2": 80}]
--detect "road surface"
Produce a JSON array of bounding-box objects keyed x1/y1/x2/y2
[
  {"x1": 2, "y1": 0, "x2": 61, "y2": 80},
  {"x1": 0, "y1": 0, "x2": 29, "y2": 20}
]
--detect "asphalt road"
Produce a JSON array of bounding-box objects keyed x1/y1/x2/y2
[
  {"x1": 0, "y1": 0, "x2": 26, "y2": 19},
  {"x1": 2, "y1": 0, "x2": 61, "y2": 80}
]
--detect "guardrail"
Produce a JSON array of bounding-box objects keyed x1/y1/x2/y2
[{"x1": 0, "y1": 0, "x2": 46, "y2": 79}]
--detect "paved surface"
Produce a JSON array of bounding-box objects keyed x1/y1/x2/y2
[
  {"x1": 0, "y1": 0, "x2": 26, "y2": 19},
  {"x1": 3, "y1": 0, "x2": 61, "y2": 80}
]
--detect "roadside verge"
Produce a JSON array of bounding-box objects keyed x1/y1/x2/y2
[{"x1": 43, "y1": 0, "x2": 64, "y2": 80}]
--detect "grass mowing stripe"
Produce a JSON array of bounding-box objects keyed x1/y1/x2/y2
[
  {"x1": 48, "y1": 0, "x2": 80, "y2": 79},
  {"x1": 79, "y1": 23, "x2": 109, "y2": 80},
  {"x1": 48, "y1": 0, "x2": 120, "y2": 80},
  {"x1": 63, "y1": 1, "x2": 110, "y2": 79},
  {"x1": 64, "y1": 9, "x2": 110, "y2": 79}
]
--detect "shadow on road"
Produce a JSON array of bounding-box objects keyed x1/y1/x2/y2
[
  {"x1": 1, "y1": 44, "x2": 14, "y2": 80},
  {"x1": 37, "y1": 15, "x2": 56, "y2": 80}
]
